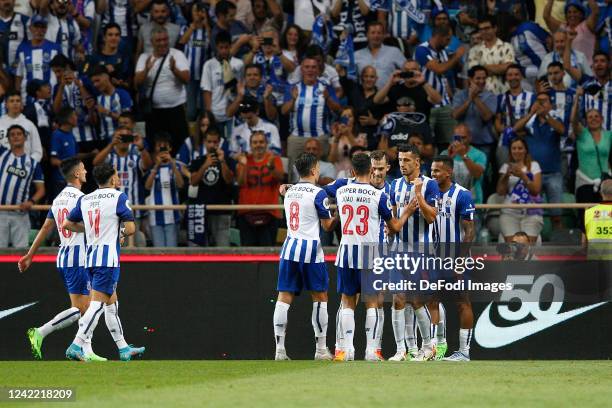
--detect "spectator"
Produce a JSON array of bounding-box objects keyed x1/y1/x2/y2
[
  {"x1": 236, "y1": 130, "x2": 283, "y2": 246},
  {"x1": 0, "y1": 0, "x2": 30, "y2": 72},
  {"x1": 539, "y1": 61, "x2": 575, "y2": 140},
  {"x1": 543, "y1": 0, "x2": 599, "y2": 64},
  {"x1": 178, "y1": 2, "x2": 212, "y2": 121},
  {"x1": 201, "y1": 30, "x2": 244, "y2": 140},
  {"x1": 229, "y1": 96, "x2": 281, "y2": 157},
  {"x1": 373, "y1": 60, "x2": 442, "y2": 121},
  {"x1": 291, "y1": 138, "x2": 336, "y2": 185},
  {"x1": 280, "y1": 24, "x2": 307, "y2": 67},
  {"x1": 0, "y1": 91, "x2": 43, "y2": 162},
  {"x1": 53, "y1": 60, "x2": 97, "y2": 147},
  {"x1": 144, "y1": 132, "x2": 185, "y2": 247},
  {"x1": 292, "y1": 0, "x2": 329, "y2": 32},
  {"x1": 250, "y1": 0, "x2": 283, "y2": 34},
  {"x1": 90, "y1": 66, "x2": 133, "y2": 141},
  {"x1": 330, "y1": 0, "x2": 374, "y2": 49},
  {"x1": 507, "y1": 15, "x2": 550, "y2": 87},
  {"x1": 497, "y1": 137, "x2": 543, "y2": 243},
  {"x1": 93, "y1": 115, "x2": 153, "y2": 221},
  {"x1": 513, "y1": 92, "x2": 565, "y2": 229},
  {"x1": 86, "y1": 23, "x2": 131, "y2": 90},
  {"x1": 0, "y1": 124, "x2": 45, "y2": 248},
  {"x1": 355, "y1": 21, "x2": 406, "y2": 89},
  {"x1": 282, "y1": 56, "x2": 341, "y2": 175},
  {"x1": 571, "y1": 88, "x2": 612, "y2": 217},
  {"x1": 69, "y1": 0, "x2": 95, "y2": 54},
  {"x1": 288, "y1": 45, "x2": 343, "y2": 98},
  {"x1": 441, "y1": 123, "x2": 487, "y2": 205},
  {"x1": 14, "y1": 15, "x2": 61, "y2": 101},
  {"x1": 583, "y1": 52, "x2": 611, "y2": 131},
  {"x1": 373, "y1": 0, "x2": 431, "y2": 51},
  {"x1": 452, "y1": 65, "x2": 498, "y2": 160},
  {"x1": 135, "y1": 25, "x2": 190, "y2": 153},
  {"x1": 100, "y1": 0, "x2": 136, "y2": 55},
  {"x1": 40, "y1": 0, "x2": 83, "y2": 61},
  {"x1": 500, "y1": 231, "x2": 537, "y2": 261},
  {"x1": 468, "y1": 15, "x2": 515, "y2": 94},
  {"x1": 226, "y1": 64, "x2": 277, "y2": 125},
  {"x1": 212, "y1": 0, "x2": 250, "y2": 58},
  {"x1": 328, "y1": 107, "x2": 366, "y2": 174},
  {"x1": 189, "y1": 128, "x2": 235, "y2": 246},
  {"x1": 538, "y1": 29, "x2": 592, "y2": 89},
  {"x1": 244, "y1": 26, "x2": 296, "y2": 83},
  {"x1": 23, "y1": 80, "x2": 53, "y2": 151},
  {"x1": 136, "y1": 0, "x2": 181, "y2": 55},
  {"x1": 49, "y1": 106, "x2": 78, "y2": 197},
  {"x1": 340, "y1": 65, "x2": 386, "y2": 150},
  {"x1": 455, "y1": 0, "x2": 480, "y2": 44},
  {"x1": 495, "y1": 64, "x2": 535, "y2": 162},
  {"x1": 177, "y1": 110, "x2": 219, "y2": 167}
]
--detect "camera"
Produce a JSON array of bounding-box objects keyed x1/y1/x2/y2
[
  {"x1": 121, "y1": 133, "x2": 134, "y2": 143},
  {"x1": 584, "y1": 82, "x2": 602, "y2": 96},
  {"x1": 262, "y1": 37, "x2": 273, "y2": 46},
  {"x1": 399, "y1": 71, "x2": 415, "y2": 79}
]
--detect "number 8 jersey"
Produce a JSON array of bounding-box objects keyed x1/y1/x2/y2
[
  {"x1": 49, "y1": 185, "x2": 86, "y2": 268},
  {"x1": 334, "y1": 181, "x2": 392, "y2": 269},
  {"x1": 68, "y1": 188, "x2": 135, "y2": 268},
  {"x1": 281, "y1": 182, "x2": 331, "y2": 263}
]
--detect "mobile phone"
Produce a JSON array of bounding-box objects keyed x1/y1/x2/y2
[
  {"x1": 121, "y1": 133, "x2": 134, "y2": 143},
  {"x1": 399, "y1": 71, "x2": 415, "y2": 79},
  {"x1": 159, "y1": 145, "x2": 169, "y2": 152},
  {"x1": 452, "y1": 134, "x2": 461, "y2": 142},
  {"x1": 263, "y1": 37, "x2": 273, "y2": 46}
]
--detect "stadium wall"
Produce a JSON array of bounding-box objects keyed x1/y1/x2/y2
[{"x1": 1, "y1": 255, "x2": 611, "y2": 360}]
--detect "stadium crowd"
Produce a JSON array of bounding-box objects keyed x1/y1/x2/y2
[{"x1": 0, "y1": 0, "x2": 610, "y2": 248}]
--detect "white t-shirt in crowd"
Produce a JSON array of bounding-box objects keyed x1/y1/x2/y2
[
  {"x1": 200, "y1": 57, "x2": 244, "y2": 122},
  {"x1": 0, "y1": 113, "x2": 43, "y2": 162},
  {"x1": 136, "y1": 48, "x2": 189, "y2": 109}
]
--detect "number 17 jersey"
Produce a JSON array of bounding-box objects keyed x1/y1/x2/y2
[
  {"x1": 48, "y1": 185, "x2": 86, "y2": 268},
  {"x1": 335, "y1": 181, "x2": 392, "y2": 269},
  {"x1": 281, "y1": 182, "x2": 331, "y2": 263}
]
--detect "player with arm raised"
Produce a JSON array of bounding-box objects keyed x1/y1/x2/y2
[
  {"x1": 19, "y1": 158, "x2": 104, "y2": 361},
  {"x1": 388, "y1": 144, "x2": 440, "y2": 362},
  {"x1": 274, "y1": 153, "x2": 337, "y2": 361},
  {"x1": 430, "y1": 156, "x2": 476, "y2": 362},
  {"x1": 333, "y1": 153, "x2": 411, "y2": 362},
  {"x1": 63, "y1": 163, "x2": 145, "y2": 362}
]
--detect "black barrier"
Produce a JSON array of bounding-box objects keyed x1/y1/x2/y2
[{"x1": 1, "y1": 260, "x2": 611, "y2": 360}]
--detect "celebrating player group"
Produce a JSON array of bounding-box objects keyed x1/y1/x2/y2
[{"x1": 276, "y1": 145, "x2": 475, "y2": 362}]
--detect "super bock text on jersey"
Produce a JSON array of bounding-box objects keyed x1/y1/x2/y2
[
  {"x1": 48, "y1": 185, "x2": 90, "y2": 295},
  {"x1": 278, "y1": 182, "x2": 331, "y2": 294},
  {"x1": 68, "y1": 188, "x2": 134, "y2": 295}
]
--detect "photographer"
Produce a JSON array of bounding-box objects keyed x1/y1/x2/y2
[
  {"x1": 190, "y1": 129, "x2": 235, "y2": 247},
  {"x1": 498, "y1": 232, "x2": 537, "y2": 261},
  {"x1": 145, "y1": 132, "x2": 185, "y2": 247}
]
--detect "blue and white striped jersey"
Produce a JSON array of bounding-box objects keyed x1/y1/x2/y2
[
  {"x1": 414, "y1": 41, "x2": 451, "y2": 106},
  {"x1": 229, "y1": 118, "x2": 281, "y2": 157},
  {"x1": 284, "y1": 80, "x2": 337, "y2": 138},
  {"x1": 14, "y1": 40, "x2": 61, "y2": 100},
  {"x1": 0, "y1": 12, "x2": 30, "y2": 70},
  {"x1": 0, "y1": 146, "x2": 44, "y2": 205},
  {"x1": 45, "y1": 14, "x2": 81, "y2": 60},
  {"x1": 435, "y1": 182, "x2": 475, "y2": 258},
  {"x1": 389, "y1": 175, "x2": 440, "y2": 252},
  {"x1": 145, "y1": 163, "x2": 182, "y2": 226},
  {"x1": 54, "y1": 80, "x2": 97, "y2": 143},
  {"x1": 334, "y1": 181, "x2": 392, "y2": 269},
  {"x1": 179, "y1": 25, "x2": 209, "y2": 82},
  {"x1": 497, "y1": 90, "x2": 535, "y2": 128},
  {"x1": 379, "y1": 0, "x2": 431, "y2": 40},
  {"x1": 106, "y1": 145, "x2": 144, "y2": 217},
  {"x1": 101, "y1": 0, "x2": 136, "y2": 39},
  {"x1": 96, "y1": 88, "x2": 133, "y2": 140},
  {"x1": 510, "y1": 22, "x2": 549, "y2": 72},
  {"x1": 177, "y1": 136, "x2": 207, "y2": 166},
  {"x1": 68, "y1": 188, "x2": 134, "y2": 268},
  {"x1": 549, "y1": 88, "x2": 575, "y2": 138},
  {"x1": 48, "y1": 185, "x2": 86, "y2": 268},
  {"x1": 280, "y1": 182, "x2": 331, "y2": 264},
  {"x1": 582, "y1": 79, "x2": 612, "y2": 131}
]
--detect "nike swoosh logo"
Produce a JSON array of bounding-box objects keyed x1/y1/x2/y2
[
  {"x1": 475, "y1": 302, "x2": 607, "y2": 348},
  {"x1": 0, "y1": 302, "x2": 38, "y2": 320}
]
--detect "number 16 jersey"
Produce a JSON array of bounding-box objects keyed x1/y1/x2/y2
[
  {"x1": 68, "y1": 188, "x2": 135, "y2": 268},
  {"x1": 48, "y1": 185, "x2": 86, "y2": 268}
]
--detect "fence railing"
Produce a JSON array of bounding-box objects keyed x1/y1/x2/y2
[{"x1": 0, "y1": 203, "x2": 600, "y2": 211}]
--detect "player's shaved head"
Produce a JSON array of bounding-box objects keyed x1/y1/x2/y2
[
  {"x1": 352, "y1": 153, "x2": 371, "y2": 176},
  {"x1": 61, "y1": 157, "x2": 83, "y2": 181},
  {"x1": 295, "y1": 152, "x2": 318, "y2": 177},
  {"x1": 93, "y1": 162, "x2": 116, "y2": 186}
]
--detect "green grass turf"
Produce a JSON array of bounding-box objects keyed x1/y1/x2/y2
[{"x1": 1, "y1": 361, "x2": 611, "y2": 407}]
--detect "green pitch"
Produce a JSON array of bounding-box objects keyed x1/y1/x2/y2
[{"x1": 2, "y1": 361, "x2": 612, "y2": 407}]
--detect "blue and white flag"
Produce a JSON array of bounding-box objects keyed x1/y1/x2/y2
[
  {"x1": 396, "y1": 0, "x2": 426, "y2": 24},
  {"x1": 312, "y1": 14, "x2": 335, "y2": 54},
  {"x1": 334, "y1": 33, "x2": 357, "y2": 81}
]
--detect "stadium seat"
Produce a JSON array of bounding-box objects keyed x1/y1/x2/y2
[{"x1": 229, "y1": 228, "x2": 241, "y2": 246}]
